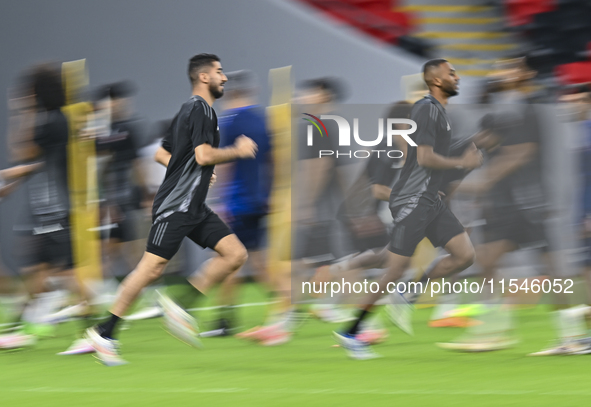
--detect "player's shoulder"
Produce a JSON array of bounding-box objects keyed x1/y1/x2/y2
[
  {"x1": 411, "y1": 96, "x2": 440, "y2": 121},
  {"x1": 412, "y1": 96, "x2": 436, "y2": 111},
  {"x1": 181, "y1": 96, "x2": 214, "y2": 120}
]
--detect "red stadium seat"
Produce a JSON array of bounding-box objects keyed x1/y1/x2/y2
[
  {"x1": 505, "y1": 0, "x2": 556, "y2": 27},
  {"x1": 554, "y1": 62, "x2": 591, "y2": 85},
  {"x1": 301, "y1": 0, "x2": 413, "y2": 44}
]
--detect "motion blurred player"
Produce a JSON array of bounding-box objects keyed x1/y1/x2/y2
[
  {"x1": 334, "y1": 59, "x2": 483, "y2": 359},
  {"x1": 210, "y1": 70, "x2": 272, "y2": 335},
  {"x1": 86, "y1": 54, "x2": 258, "y2": 366}
]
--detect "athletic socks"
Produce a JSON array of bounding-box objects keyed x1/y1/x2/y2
[
  {"x1": 96, "y1": 313, "x2": 121, "y2": 339},
  {"x1": 345, "y1": 309, "x2": 371, "y2": 336},
  {"x1": 217, "y1": 305, "x2": 236, "y2": 332}
]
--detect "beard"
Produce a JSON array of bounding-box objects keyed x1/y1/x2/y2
[
  {"x1": 443, "y1": 82, "x2": 459, "y2": 97},
  {"x1": 210, "y1": 82, "x2": 224, "y2": 99}
]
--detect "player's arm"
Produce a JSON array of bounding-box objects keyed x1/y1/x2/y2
[
  {"x1": 0, "y1": 180, "x2": 21, "y2": 198},
  {"x1": 190, "y1": 103, "x2": 257, "y2": 166},
  {"x1": 412, "y1": 102, "x2": 482, "y2": 171},
  {"x1": 0, "y1": 162, "x2": 43, "y2": 181},
  {"x1": 194, "y1": 135, "x2": 257, "y2": 166},
  {"x1": 417, "y1": 143, "x2": 482, "y2": 170},
  {"x1": 371, "y1": 184, "x2": 391, "y2": 201},
  {"x1": 154, "y1": 146, "x2": 171, "y2": 167}
]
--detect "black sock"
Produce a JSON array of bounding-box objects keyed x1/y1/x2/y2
[
  {"x1": 345, "y1": 309, "x2": 371, "y2": 336},
  {"x1": 218, "y1": 305, "x2": 234, "y2": 319},
  {"x1": 96, "y1": 313, "x2": 121, "y2": 339},
  {"x1": 217, "y1": 306, "x2": 235, "y2": 329}
]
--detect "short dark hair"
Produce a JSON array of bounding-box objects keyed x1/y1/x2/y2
[
  {"x1": 188, "y1": 53, "x2": 220, "y2": 85},
  {"x1": 300, "y1": 77, "x2": 348, "y2": 103},
  {"x1": 32, "y1": 64, "x2": 65, "y2": 110},
  {"x1": 109, "y1": 80, "x2": 137, "y2": 99},
  {"x1": 224, "y1": 70, "x2": 257, "y2": 96},
  {"x1": 422, "y1": 58, "x2": 448, "y2": 77}
]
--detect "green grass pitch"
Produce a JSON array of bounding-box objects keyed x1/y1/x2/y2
[{"x1": 1, "y1": 284, "x2": 589, "y2": 407}]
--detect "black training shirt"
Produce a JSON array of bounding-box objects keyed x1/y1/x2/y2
[
  {"x1": 152, "y1": 95, "x2": 219, "y2": 222},
  {"x1": 390, "y1": 95, "x2": 453, "y2": 208}
]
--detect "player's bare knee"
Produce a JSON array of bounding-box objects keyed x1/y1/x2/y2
[
  {"x1": 236, "y1": 247, "x2": 249, "y2": 268},
  {"x1": 226, "y1": 246, "x2": 248, "y2": 270},
  {"x1": 457, "y1": 250, "x2": 475, "y2": 269},
  {"x1": 140, "y1": 259, "x2": 166, "y2": 281},
  {"x1": 138, "y1": 253, "x2": 168, "y2": 281}
]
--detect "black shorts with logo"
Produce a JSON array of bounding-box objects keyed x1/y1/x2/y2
[
  {"x1": 146, "y1": 210, "x2": 232, "y2": 260},
  {"x1": 388, "y1": 197, "x2": 465, "y2": 257}
]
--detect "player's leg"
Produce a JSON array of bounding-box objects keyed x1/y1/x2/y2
[
  {"x1": 92, "y1": 251, "x2": 168, "y2": 339},
  {"x1": 188, "y1": 234, "x2": 247, "y2": 294},
  {"x1": 477, "y1": 239, "x2": 515, "y2": 283},
  {"x1": 212, "y1": 214, "x2": 266, "y2": 335},
  {"x1": 411, "y1": 203, "x2": 475, "y2": 288},
  {"x1": 436, "y1": 230, "x2": 519, "y2": 352},
  {"x1": 86, "y1": 212, "x2": 198, "y2": 365},
  {"x1": 333, "y1": 251, "x2": 411, "y2": 359},
  {"x1": 334, "y1": 201, "x2": 428, "y2": 360},
  {"x1": 312, "y1": 248, "x2": 389, "y2": 287},
  {"x1": 156, "y1": 212, "x2": 245, "y2": 345},
  {"x1": 310, "y1": 217, "x2": 390, "y2": 324},
  {"x1": 353, "y1": 252, "x2": 412, "y2": 316},
  {"x1": 108, "y1": 252, "x2": 169, "y2": 318},
  {"x1": 85, "y1": 251, "x2": 168, "y2": 366},
  {"x1": 420, "y1": 232, "x2": 475, "y2": 280}
]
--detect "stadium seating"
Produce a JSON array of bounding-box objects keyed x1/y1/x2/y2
[
  {"x1": 506, "y1": 0, "x2": 591, "y2": 80},
  {"x1": 554, "y1": 61, "x2": 591, "y2": 85},
  {"x1": 504, "y1": 0, "x2": 556, "y2": 27},
  {"x1": 301, "y1": 0, "x2": 414, "y2": 45}
]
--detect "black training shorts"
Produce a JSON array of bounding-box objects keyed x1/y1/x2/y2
[
  {"x1": 389, "y1": 197, "x2": 465, "y2": 257},
  {"x1": 482, "y1": 204, "x2": 548, "y2": 250},
  {"x1": 146, "y1": 210, "x2": 232, "y2": 260}
]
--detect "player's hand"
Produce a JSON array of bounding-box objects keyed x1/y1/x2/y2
[
  {"x1": 209, "y1": 171, "x2": 217, "y2": 188},
  {"x1": 234, "y1": 135, "x2": 258, "y2": 159},
  {"x1": 460, "y1": 143, "x2": 483, "y2": 170}
]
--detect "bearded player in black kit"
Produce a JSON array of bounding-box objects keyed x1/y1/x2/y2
[
  {"x1": 86, "y1": 54, "x2": 258, "y2": 366},
  {"x1": 334, "y1": 59, "x2": 483, "y2": 359}
]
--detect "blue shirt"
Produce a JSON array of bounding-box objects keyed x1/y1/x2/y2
[{"x1": 219, "y1": 105, "x2": 272, "y2": 216}]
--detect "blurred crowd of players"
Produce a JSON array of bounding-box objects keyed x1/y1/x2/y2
[{"x1": 1, "y1": 55, "x2": 591, "y2": 357}]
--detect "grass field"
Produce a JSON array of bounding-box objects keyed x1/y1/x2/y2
[{"x1": 1, "y1": 284, "x2": 589, "y2": 407}]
